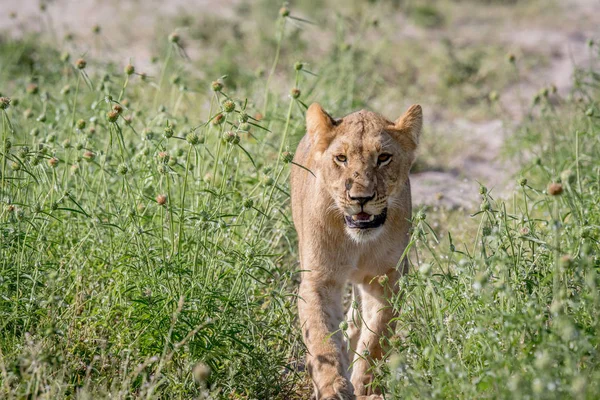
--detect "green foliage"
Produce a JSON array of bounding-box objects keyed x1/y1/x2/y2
[
  {"x1": 385, "y1": 64, "x2": 600, "y2": 398},
  {"x1": 0, "y1": 1, "x2": 599, "y2": 399}
]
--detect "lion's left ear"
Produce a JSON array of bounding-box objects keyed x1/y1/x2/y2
[{"x1": 393, "y1": 104, "x2": 422, "y2": 148}]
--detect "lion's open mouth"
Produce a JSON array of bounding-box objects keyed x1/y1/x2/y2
[{"x1": 344, "y1": 208, "x2": 387, "y2": 229}]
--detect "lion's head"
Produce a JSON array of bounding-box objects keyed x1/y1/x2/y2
[{"x1": 305, "y1": 103, "x2": 422, "y2": 242}]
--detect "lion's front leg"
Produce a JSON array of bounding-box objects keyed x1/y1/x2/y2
[
  {"x1": 299, "y1": 278, "x2": 354, "y2": 400},
  {"x1": 350, "y1": 273, "x2": 399, "y2": 396}
]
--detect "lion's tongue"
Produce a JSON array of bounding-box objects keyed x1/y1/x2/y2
[{"x1": 352, "y1": 212, "x2": 372, "y2": 221}]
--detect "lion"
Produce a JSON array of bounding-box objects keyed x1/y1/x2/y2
[{"x1": 290, "y1": 102, "x2": 422, "y2": 399}]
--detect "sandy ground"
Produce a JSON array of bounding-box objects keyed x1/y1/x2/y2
[{"x1": 1, "y1": 0, "x2": 598, "y2": 210}]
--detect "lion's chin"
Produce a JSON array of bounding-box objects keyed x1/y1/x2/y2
[{"x1": 343, "y1": 208, "x2": 387, "y2": 242}]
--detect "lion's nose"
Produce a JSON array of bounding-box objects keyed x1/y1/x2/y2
[{"x1": 348, "y1": 193, "x2": 375, "y2": 206}]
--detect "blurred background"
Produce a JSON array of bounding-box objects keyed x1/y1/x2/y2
[{"x1": 2, "y1": 0, "x2": 596, "y2": 209}]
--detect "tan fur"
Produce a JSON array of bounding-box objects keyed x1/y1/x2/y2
[{"x1": 291, "y1": 103, "x2": 422, "y2": 399}]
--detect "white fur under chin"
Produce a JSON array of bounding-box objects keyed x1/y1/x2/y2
[{"x1": 345, "y1": 225, "x2": 385, "y2": 243}]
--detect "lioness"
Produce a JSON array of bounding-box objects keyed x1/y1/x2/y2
[{"x1": 291, "y1": 103, "x2": 422, "y2": 399}]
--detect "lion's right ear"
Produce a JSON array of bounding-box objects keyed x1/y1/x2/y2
[{"x1": 306, "y1": 103, "x2": 335, "y2": 151}]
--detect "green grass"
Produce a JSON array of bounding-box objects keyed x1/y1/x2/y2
[{"x1": 1, "y1": 1, "x2": 599, "y2": 399}]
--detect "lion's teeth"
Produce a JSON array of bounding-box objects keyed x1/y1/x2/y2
[
  {"x1": 352, "y1": 215, "x2": 358, "y2": 221},
  {"x1": 368, "y1": 215, "x2": 375, "y2": 222}
]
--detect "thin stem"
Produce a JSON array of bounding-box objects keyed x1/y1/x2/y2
[
  {"x1": 154, "y1": 45, "x2": 173, "y2": 111},
  {"x1": 262, "y1": 17, "x2": 287, "y2": 116},
  {"x1": 70, "y1": 72, "x2": 81, "y2": 135},
  {"x1": 177, "y1": 145, "x2": 193, "y2": 254}
]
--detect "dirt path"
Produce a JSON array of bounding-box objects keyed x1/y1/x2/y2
[{"x1": 410, "y1": 0, "x2": 598, "y2": 209}]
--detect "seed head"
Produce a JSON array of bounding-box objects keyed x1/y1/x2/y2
[
  {"x1": 479, "y1": 185, "x2": 487, "y2": 195},
  {"x1": 279, "y1": 7, "x2": 290, "y2": 17},
  {"x1": 18, "y1": 146, "x2": 29, "y2": 158},
  {"x1": 262, "y1": 176, "x2": 274, "y2": 186},
  {"x1": 339, "y1": 320, "x2": 348, "y2": 331},
  {"x1": 168, "y1": 32, "x2": 180, "y2": 44},
  {"x1": 112, "y1": 104, "x2": 123, "y2": 114},
  {"x1": 76, "y1": 119, "x2": 86, "y2": 129},
  {"x1": 123, "y1": 115, "x2": 133, "y2": 125},
  {"x1": 186, "y1": 132, "x2": 200, "y2": 145},
  {"x1": 164, "y1": 125, "x2": 174, "y2": 139},
  {"x1": 117, "y1": 163, "x2": 128, "y2": 175},
  {"x1": 212, "y1": 113, "x2": 225, "y2": 125},
  {"x1": 158, "y1": 151, "x2": 170, "y2": 162},
  {"x1": 223, "y1": 131, "x2": 240, "y2": 145},
  {"x1": 48, "y1": 157, "x2": 59, "y2": 168},
  {"x1": 23, "y1": 109, "x2": 33, "y2": 119},
  {"x1": 488, "y1": 91, "x2": 499, "y2": 102},
  {"x1": 0, "y1": 97, "x2": 10, "y2": 110},
  {"x1": 143, "y1": 128, "x2": 154, "y2": 141},
  {"x1": 71, "y1": 163, "x2": 79, "y2": 175},
  {"x1": 416, "y1": 210, "x2": 426, "y2": 221},
  {"x1": 547, "y1": 182, "x2": 563, "y2": 196},
  {"x1": 507, "y1": 53, "x2": 516, "y2": 64},
  {"x1": 107, "y1": 110, "x2": 119, "y2": 123},
  {"x1": 480, "y1": 201, "x2": 491, "y2": 211},
  {"x1": 125, "y1": 64, "x2": 135, "y2": 75},
  {"x1": 222, "y1": 99, "x2": 235, "y2": 113},
  {"x1": 26, "y1": 83, "x2": 39, "y2": 95},
  {"x1": 10, "y1": 161, "x2": 20, "y2": 171},
  {"x1": 294, "y1": 61, "x2": 303, "y2": 71},
  {"x1": 281, "y1": 151, "x2": 294, "y2": 163},
  {"x1": 290, "y1": 88, "x2": 301, "y2": 99},
  {"x1": 88, "y1": 126, "x2": 96, "y2": 135},
  {"x1": 92, "y1": 24, "x2": 101, "y2": 34},
  {"x1": 243, "y1": 198, "x2": 254, "y2": 209},
  {"x1": 238, "y1": 122, "x2": 250, "y2": 132},
  {"x1": 518, "y1": 177, "x2": 528, "y2": 187},
  {"x1": 157, "y1": 164, "x2": 168, "y2": 175},
  {"x1": 211, "y1": 80, "x2": 223, "y2": 92},
  {"x1": 83, "y1": 150, "x2": 95, "y2": 161},
  {"x1": 156, "y1": 194, "x2": 167, "y2": 206},
  {"x1": 75, "y1": 58, "x2": 87, "y2": 70}
]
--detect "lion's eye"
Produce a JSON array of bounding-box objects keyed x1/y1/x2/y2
[
  {"x1": 335, "y1": 155, "x2": 347, "y2": 163},
  {"x1": 378, "y1": 153, "x2": 392, "y2": 165}
]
